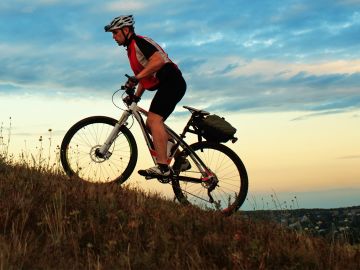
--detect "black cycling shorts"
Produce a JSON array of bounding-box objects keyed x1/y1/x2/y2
[{"x1": 149, "y1": 64, "x2": 186, "y2": 120}]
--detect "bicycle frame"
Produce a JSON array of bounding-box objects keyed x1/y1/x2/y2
[{"x1": 97, "y1": 101, "x2": 214, "y2": 182}]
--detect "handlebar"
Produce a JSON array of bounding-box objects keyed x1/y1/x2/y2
[
  {"x1": 121, "y1": 74, "x2": 136, "y2": 96},
  {"x1": 120, "y1": 74, "x2": 141, "y2": 106}
]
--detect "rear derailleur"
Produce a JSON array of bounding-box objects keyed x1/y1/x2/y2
[{"x1": 202, "y1": 175, "x2": 219, "y2": 203}]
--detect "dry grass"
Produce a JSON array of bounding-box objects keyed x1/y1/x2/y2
[{"x1": 0, "y1": 160, "x2": 359, "y2": 270}]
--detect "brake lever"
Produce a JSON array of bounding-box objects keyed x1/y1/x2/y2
[
  {"x1": 121, "y1": 85, "x2": 135, "y2": 96},
  {"x1": 121, "y1": 74, "x2": 136, "y2": 94}
]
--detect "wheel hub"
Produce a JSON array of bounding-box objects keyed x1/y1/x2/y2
[
  {"x1": 201, "y1": 174, "x2": 219, "y2": 190},
  {"x1": 201, "y1": 174, "x2": 219, "y2": 204},
  {"x1": 90, "y1": 145, "x2": 108, "y2": 163}
]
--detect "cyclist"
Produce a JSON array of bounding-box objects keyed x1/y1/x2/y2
[{"x1": 105, "y1": 15, "x2": 187, "y2": 177}]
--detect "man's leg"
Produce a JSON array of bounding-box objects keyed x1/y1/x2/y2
[{"x1": 146, "y1": 111, "x2": 168, "y2": 165}]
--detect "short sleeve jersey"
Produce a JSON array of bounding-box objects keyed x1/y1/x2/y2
[{"x1": 127, "y1": 35, "x2": 171, "y2": 90}]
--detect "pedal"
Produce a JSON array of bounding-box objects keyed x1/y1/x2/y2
[{"x1": 138, "y1": 169, "x2": 172, "y2": 183}]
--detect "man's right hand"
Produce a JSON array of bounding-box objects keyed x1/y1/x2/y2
[
  {"x1": 123, "y1": 95, "x2": 141, "y2": 106},
  {"x1": 125, "y1": 75, "x2": 139, "y2": 90}
]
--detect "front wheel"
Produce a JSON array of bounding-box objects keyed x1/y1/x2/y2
[
  {"x1": 172, "y1": 142, "x2": 248, "y2": 215},
  {"x1": 60, "y1": 116, "x2": 138, "y2": 184}
]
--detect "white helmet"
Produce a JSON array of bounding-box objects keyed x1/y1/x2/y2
[{"x1": 105, "y1": 15, "x2": 135, "y2": 32}]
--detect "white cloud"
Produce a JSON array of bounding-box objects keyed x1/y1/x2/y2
[
  {"x1": 14, "y1": 0, "x2": 85, "y2": 5},
  {"x1": 191, "y1": 32, "x2": 224, "y2": 46},
  {"x1": 32, "y1": 0, "x2": 59, "y2": 4},
  {"x1": 220, "y1": 57, "x2": 360, "y2": 79},
  {"x1": 0, "y1": 0, "x2": 87, "y2": 13},
  {"x1": 322, "y1": 11, "x2": 360, "y2": 34},
  {"x1": 270, "y1": 3, "x2": 309, "y2": 23},
  {"x1": 337, "y1": 0, "x2": 360, "y2": 5},
  {"x1": 243, "y1": 38, "x2": 277, "y2": 48},
  {"x1": 103, "y1": 1, "x2": 148, "y2": 12}
]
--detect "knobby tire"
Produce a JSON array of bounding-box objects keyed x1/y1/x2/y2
[
  {"x1": 172, "y1": 141, "x2": 248, "y2": 215},
  {"x1": 60, "y1": 116, "x2": 138, "y2": 184}
]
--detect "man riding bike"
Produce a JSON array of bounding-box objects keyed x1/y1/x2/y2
[{"x1": 105, "y1": 15, "x2": 187, "y2": 177}]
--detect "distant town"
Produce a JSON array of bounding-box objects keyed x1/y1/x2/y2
[{"x1": 242, "y1": 206, "x2": 360, "y2": 245}]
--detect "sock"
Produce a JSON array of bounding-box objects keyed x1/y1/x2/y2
[{"x1": 158, "y1": 163, "x2": 169, "y2": 173}]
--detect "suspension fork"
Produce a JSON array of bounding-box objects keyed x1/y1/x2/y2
[{"x1": 97, "y1": 108, "x2": 132, "y2": 157}]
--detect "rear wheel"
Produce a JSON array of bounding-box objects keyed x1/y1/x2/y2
[
  {"x1": 172, "y1": 141, "x2": 248, "y2": 215},
  {"x1": 60, "y1": 116, "x2": 137, "y2": 183}
]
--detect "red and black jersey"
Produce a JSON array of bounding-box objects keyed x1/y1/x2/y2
[{"x1": 127, "y1": 34, "x2": 175, "y2": 90}]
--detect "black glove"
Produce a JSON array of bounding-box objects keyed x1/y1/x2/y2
[
  {"x1": 128, "y1": 76, "x2": 139, "y2": 84},
  {"x1": 123, "y1": 95, "x2": 141, "y2": 106},
  {"x1": 125, "y1": 76, "x2": 139, "y2": 89}
]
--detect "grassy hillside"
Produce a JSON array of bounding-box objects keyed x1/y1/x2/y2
[{"x1": 0, "y1": 161, "x2": 359, "y2": 270}]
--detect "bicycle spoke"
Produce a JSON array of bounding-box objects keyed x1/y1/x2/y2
[
  {"x1": 61, "y1": 116, "x2": 137, "y2": 183},
  {"x1": 172, "y1": 141, "x2": 248, "y2": 214}
]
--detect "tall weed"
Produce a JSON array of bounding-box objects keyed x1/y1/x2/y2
[{"x1": 0, "y1": 162, "x2": 359, "y2": 269}]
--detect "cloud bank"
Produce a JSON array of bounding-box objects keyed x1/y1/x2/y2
[{"x1": 1, "y1": 0, "x2": 359, "y2": 114}]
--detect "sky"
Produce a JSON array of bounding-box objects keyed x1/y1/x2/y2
[{"x1": 0, "y1": 0, "x2": 359, "y2": 210}]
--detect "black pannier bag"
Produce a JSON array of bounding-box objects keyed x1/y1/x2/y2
[{"x1": 195, "y1": 114, "x2": 237, "y2": 143}]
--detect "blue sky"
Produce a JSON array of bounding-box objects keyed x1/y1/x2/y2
[
  {"x1": 0, "y1": 1, "x2": 359, "y2": 209},
  {"x1": 1, "y1": 0, "x2": 359, "y2": 115}
]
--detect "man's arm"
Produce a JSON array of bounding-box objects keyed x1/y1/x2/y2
[
  {"x1": 135, "y1": 82, "x2": 145, "y2": 98},
  {"x1": 135, "y1": 52, "x2": 166, "y2": 81}
]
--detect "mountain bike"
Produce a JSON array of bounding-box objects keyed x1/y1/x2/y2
[{"x1": 60, "y1": 75, "x2": 248, "y2": 215}]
